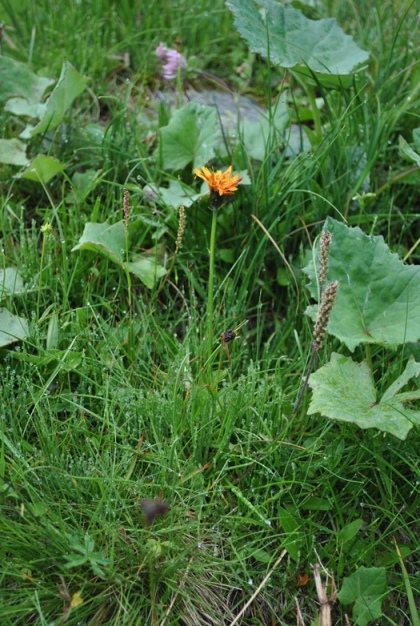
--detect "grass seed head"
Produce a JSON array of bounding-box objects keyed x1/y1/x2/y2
[
  {"x1": 313, "y1": 280, "x2": 339, "y2": 351},
  {"x1": 319, "y1": 230, "x2": 332, "y2": 289},
  {"x1": 175, "y1": 204, "x2": 186, "y2": 254}
]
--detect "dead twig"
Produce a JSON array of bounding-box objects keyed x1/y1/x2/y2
[
  {"x1": 311, "y1": 562, "x2": 336, "y2": 626},
  {"x1": 228, "y1": 550, "x2": 287, "y2": 626},
  {"x1": 295, "y1": 595, "x2": 305, "y2": 626}
]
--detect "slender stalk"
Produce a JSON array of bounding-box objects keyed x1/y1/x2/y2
[
  {"x1": 394, "y1": 537, "x2": 420, "y2": 626},
  {"x1": 291, "y1": 71, "x2": 323, "y2": 144},
  {"x1": 375, "y1": 165, "x2": 420, "y2": 197},
  {"x1": 365, "y1": 343, "x2": 373, "y2": 373},
  {"x1": 305, "y1": 82, "x2": 323, "y2": 143},
  {"x1": 124, "y1": 263, "x2": 134, "y2": 360},
  {"x1": 193, "y1": 165, "x2": 242, "y2": 363},
  {"x1": 38, "y1": 179, "x2": 69, "y2": 311},
  {"x1": 123, "y1": 189, "x2": 134, "y2": 358},
  {"x1": 123, "y1": 189, "x2": 132, "y2": 313},
  {"x1": 37, "y1": 224, "x2": 51, "y2": 317},
  {"x1": 289, "y1": 348, "x2": 318, "y2": 419},
  {"x1": 124, "y1": 253, "x2": 132, "y2": 314},
  {"x1": 207, "y1": 209, "x2": 218, "y2": 361}
]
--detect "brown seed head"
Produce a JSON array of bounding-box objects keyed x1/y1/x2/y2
[
  {"x1": 175, "y1": 205, "x2": 186, "y2": 254},
  {"x1": 318, "y1": 230, "x2": 332, "y2": 290},
  {"x1": 313, "y1": 280, "x2": 339, "y2": 351}
]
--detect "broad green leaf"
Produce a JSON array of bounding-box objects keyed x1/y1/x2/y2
[
  {"x1": 338, "y1": 566, "x2": 387, "y2": 626},
  {"x1": 159, "y1": 102, "x2": 217, "y2": 170},
  {"x1": 71, "y1": 221, "x2": 126, "y2": 265},
  {"x1": 308, "y1": 353, "x2": 420, "y2": 439},
  {"x1": 338, "y1": 519, "x2": 364, "y2": 544},
  {"x1": 155, "y1": 180, "x2": 201, "y2": 208},
  {"x1": 399, "y1": 135, "x2": 420, "y2": 166},
  {"x1": 20, "y1": 61, "x2": 88, "y2": 139},
  {"x1": 249, "y1": 549, "x2": 272, "y2": 564},
  {"x1": 413, "y1": 128, "x2": 420, "y2": 153},
  {"x1": 66, "y1": 169, "x2": 103, "y2": 204},
  {"x1": 0, "y1": 308, "x2": 29, "y2": 347},
  {"x1": 226, "y1": 0, "x2": 369, "y2": 77},
  {"x1": 20, "y1": 155, "x2": 65, "y2": 183},
  {"x1": 0, "y1": 267, "x2": 25, "y2": 298},
  {"x1": 381, "y1": 358, "x2": 420, "y2": 402},
  {"x1": 303, "y1": 218, "x2": 420, "y2": 350},
  {"x1": 300, "y1": 497, "x2": 332, "y2": 511},
  {"x1": 127, "y1": 257, "x2": 167, "y2": 290},
  {"x1": 375, "y1": 545, "x2": 413, "y2": 568},
  {"x1": 0, "y1": 139, "x2": 29, "y2": 166},
  {"x1": 0, "y1": 56, "x2": 54, "y2": 104},
  {"x1": 4, "y1": 97, "x2": 46, "y2": 119},
  {"x1": 240, "y1": 545, "x2": 273, "y2": 564},
  {"x1": 277, "y1": 506, "x2": 303, "y2": 561},
  {"x1": 72, "y1": 222, "x2": 167, "y2": 289},
  {"x1": 46, "y1": 313, "x2": 60, "y2": 350}
]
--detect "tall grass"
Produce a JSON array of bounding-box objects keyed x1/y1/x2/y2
[{"x1": 0, "y1": 0, "x2": 419, "y2": 624}]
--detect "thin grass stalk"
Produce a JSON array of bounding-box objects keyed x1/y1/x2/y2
[
  {"x1": 207, "y1": 209, "x2": 218, "y2": 362},
  {"x1": 394, "y1": 537, "x2": 420, "y2": 626}
]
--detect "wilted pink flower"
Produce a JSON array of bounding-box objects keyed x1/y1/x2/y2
[
  {"x1": 155, "y1": 42, "x2": 187, "y2": 80},
  {"x1": 143, "y1": 184, "x2": 159, "y2": 201},
  {"x1": 155, "y1": 42, "x2": 168, "y2": 61}
]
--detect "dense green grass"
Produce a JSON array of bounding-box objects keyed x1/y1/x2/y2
[{"x1": 1, "y1": 0, "x2": 419, "y2": 624}]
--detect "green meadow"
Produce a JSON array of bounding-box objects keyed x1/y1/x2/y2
[{"x1": 0, "y1": 0, "x2": 419, "y2": 624}]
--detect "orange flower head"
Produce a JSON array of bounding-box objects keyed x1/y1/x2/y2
[{"x1": 194, "y1": 165, "x2": 242, "y2": 197}]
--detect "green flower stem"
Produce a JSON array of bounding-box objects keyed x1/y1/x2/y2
[
  {"x1": 207, "y1": 209, "x2": 218, "y2": 361},
  {"x1": 123, "y1": 222, "x2": 135, "y2": 360},
  {"x1": 37, "y1": 229, "x2": 49, "y2": 317},
  {"x1": 305, "y1": 83, "x2": 323, "y2": 144},
  {"x1": 365, "y1": 343, "x2": 373, "y2": 374},
  {"x1": 124, "y1": 230, "x2": 132, "y2": 314},
  {"x1": 292, "y1": 72, "x2": 323, "y2": 143}
]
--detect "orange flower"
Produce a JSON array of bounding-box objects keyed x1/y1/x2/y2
[{"x1": 194, "y1": 165, "x2": 242, "y2": 196}]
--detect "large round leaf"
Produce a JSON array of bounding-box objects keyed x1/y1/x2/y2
[{"x1": 226, "y1": 0, "x2": 369, "y2": 79}]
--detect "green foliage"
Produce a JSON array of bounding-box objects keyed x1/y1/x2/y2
[
  {"x1": 338, "y1": 519, "x2": 364, "y2": 545},
  {"x1": 20, "y1": 155, "x2": 65, "y2": 183},
  {"x1": 395, "y1": 541, "x2": 420, "y2": 626},
  {"x1": 0, "y1": 308, "x2": 29, "y2": 347},
  {"x1": 63, "y1": 533, "x2": 110, "y2": 579},
  {"x1": 240, "y1": 93, "x2": 289, "y2": 161},
  {"x1": 304, "y1": 218, "x2": 420, "y2": 351},
  {"x1": 72, "y1": 221, "x2": 167, "y2": 289},
  {"x1": 276, "y1": 506, "x2": 303, "y2": 561},
  {"x1": 399, "y1": 133, "x2": 420, "y2": 167},
  {"x1": 0, "y1": 60, "x2": 87, "y2": 182},
  {"x1": 0, "y1": 55, "x2": 54, "y2": 104},
  {"x1": 305, "y1": 218, "x2": 420, "y2": 438},
  {"x1": 0, "y1": 0, "x2": 419, "y2": 623},
  {"x1": 0, "y1": 267, "x2": 25, "y2": 297},
  {"x1": 0, "y1": 267, "x2": 26, "y2": 353},
  {"x1": 151, "y1": 179, "x2": 201, "y2": 209},
  {"x1": 338, "y1": 566, "x2": 387, "y2": 626},
  {"x1": 159, "y1": 102, "x2": 218, "y2": 170},
  {"x1": 0, "y1": 139, "x2": 29, "y2": 166},
  {"x1": 308, "y1": 353, "x2": 420, "y2": 439},
  {"x1": 18, "y1": 62, "x2": 88, "y2": 139},
  {"x1": 226, "y1": 0, "x2": 369, "y2": 77}
]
